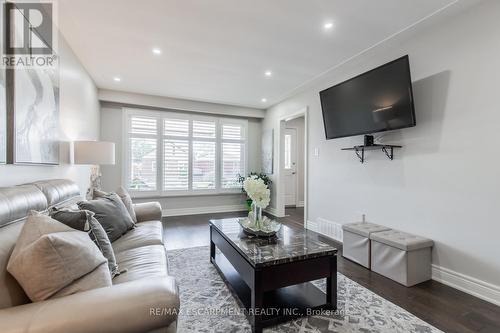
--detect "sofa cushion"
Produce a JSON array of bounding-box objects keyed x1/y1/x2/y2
[
  {"x1": 112, "y1": 221, "x2": 164, "y2": 253},
  {"x1": 112, "y1": 245, "x2": 168, "y2": 284},
  {"x1": 78, "y1": 194, "x2": 135, "y2": 242},
  {"x1": 0, "y1": 185, "x2": 47, "y2": 227},
  {"x1": 49, "y1": 208, "x2": 119, "y2": 277},
  {"x1": 7, "y1": 212, "x2": 112, "y2": 302},
  {"x1": 31, "y1": 179, "x2": 81, "y2": 207}
]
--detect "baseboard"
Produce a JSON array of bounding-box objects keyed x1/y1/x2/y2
[
  {"x1": 432, "y1": 265, "x2": 500, "y2": 306},
  {"x1": 263, "y1": 206, "x2": 281, "y2": 218},
  {"x1": 162, "y1": 204, "x2": 247, "y2": 217},
  {"x1": 296, "y1": 201, "x2": 304, "y2": 208}
]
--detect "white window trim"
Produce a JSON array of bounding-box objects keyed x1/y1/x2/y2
[{"x1": 122, "y1": 108, "x2": 248, "y2": 198}]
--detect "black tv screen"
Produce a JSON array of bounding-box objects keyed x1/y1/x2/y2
[{"x1": 320, "y1": 55, "x2": 416, "y2": 140}]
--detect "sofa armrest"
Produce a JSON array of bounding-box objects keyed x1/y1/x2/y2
[
  {"x1": 0, "y1": 277, "x2": 179, "y2": 333},
  {"x1": 133, "y1": 202, "x2": 162, "y2": 222}
]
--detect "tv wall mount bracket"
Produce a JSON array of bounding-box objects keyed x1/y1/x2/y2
[{"x1": 341, "y1": 135, "x2": 402, "y2": 163}]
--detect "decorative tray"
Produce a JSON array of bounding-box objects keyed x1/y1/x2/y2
[{"x1": 237, "y1": 216, "x2": 281, "y2": 237}]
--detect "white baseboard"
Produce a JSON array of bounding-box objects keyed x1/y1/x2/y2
[
  {"x1": 264, "y1": 206, "x2": 284, "y2": 218},
  {"x1": 296, "y1": 201, "x2": 304, "y2": 208},
  {"x1": 162, "y1": 204, "x2": 247, "y2": 217},
  {"x1": 431, "y1": 265, "x2": 500, "y2": 306}
]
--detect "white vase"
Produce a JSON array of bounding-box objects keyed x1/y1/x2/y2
[{"x1": 252, "y1": 202, "x2": 263, "y2": 228}]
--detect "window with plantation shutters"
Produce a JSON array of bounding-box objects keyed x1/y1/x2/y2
[{"x1": 124, "y1": 110, "x2": 247, "y2": 195}]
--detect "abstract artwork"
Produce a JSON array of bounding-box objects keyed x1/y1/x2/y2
[
  {"x1": 13, "y1": 67, "x2": 59, "y2": 164},
  {"x1": 0, "y1": 69, "x2": 5, "y2": 164},
  {"x1": 0, "y1": 1, "x2": 5, "y2": 164},
  {"x1": 2, "y1": 1, "x2": 60, "y2": 165},
  {"x1": 261, "y1": 129, "x2": 273, "y2": 174}
]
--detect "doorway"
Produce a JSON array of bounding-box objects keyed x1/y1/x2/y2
[
  {"x1": 284, "y1": 127, "x2": 298, "y2": 206},
  {"x1": 277, "y1": 108, "x2": 307, "y2": 226}
]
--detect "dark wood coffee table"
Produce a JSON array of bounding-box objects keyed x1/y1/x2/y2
[{"x1": 209, "y1": 218, "x2": 338, "y2": 333}]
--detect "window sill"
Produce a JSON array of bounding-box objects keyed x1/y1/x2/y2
[{"x1": 130, "y1": 191, "x2": 245, "y2": 200}]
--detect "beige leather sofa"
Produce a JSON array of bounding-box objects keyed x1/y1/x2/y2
[{"x1": 0, "y1": 179, "x2": 179, "y2": 333}]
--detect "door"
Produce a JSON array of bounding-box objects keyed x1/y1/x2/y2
[{"x1": 284, "y1": 128, "x2": 297, "y2": 206}]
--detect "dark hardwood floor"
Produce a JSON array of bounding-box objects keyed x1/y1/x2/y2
[{"x1": 164, "y1": 207, "x2": 500, "y2": 333}]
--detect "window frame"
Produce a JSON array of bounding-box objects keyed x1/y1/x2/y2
[{"x1": 123, "y1": 108, "x2": 248, "y2": 198}]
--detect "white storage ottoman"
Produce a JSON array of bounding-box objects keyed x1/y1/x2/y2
[
  {"x1": 342, "y1": 222, "x2": 391, "y2": 268},
  {"x1": 370, "y1": 230, "x2": 434, "y2": 286}
]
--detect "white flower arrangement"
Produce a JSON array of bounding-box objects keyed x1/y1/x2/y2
[{"x1": 242, "y1": 175, "x2": 270, "y2": 209}]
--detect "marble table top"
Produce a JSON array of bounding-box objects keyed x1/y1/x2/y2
[{"x1": 209, "y1": 218, "x2": 337, "y2": 268}]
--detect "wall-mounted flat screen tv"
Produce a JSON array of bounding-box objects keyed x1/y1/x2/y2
[{"x1": 320, "y1": 55, "x2": 416, "y2": 140}]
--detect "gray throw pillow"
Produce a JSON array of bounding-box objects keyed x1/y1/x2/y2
[
  {"x1": 78, "y1": 193, "x2": 135, "y2": 242},
  {"x1": 94, "y1": 187, "x2": 137, "y2": 223},
  {"x1": 49, "y1": 208, "x2": 120, "y2": 277}
]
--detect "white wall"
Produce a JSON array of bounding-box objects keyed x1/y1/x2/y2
[
  {"x1": 263, "y1": 0, "x2": 500, "y2": 302},
  {"x1": 100, "y1": 102, "x2": 262, "y2": 215},
  {"x1": 285, "y1": 116, "x2": 305, "y2": 205},
  {"x1": 0, "y1": 35, "x2": 100, "y2": 193}
]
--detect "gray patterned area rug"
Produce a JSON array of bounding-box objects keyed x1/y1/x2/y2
[{"x1": 167, "y1": 246, "x2": 441, "y2": 333}]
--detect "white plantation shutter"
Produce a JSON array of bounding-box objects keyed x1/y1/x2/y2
[
  {"x1": 164, "y1": 139, "x2": 189, "y2": 190},
  {"x1": 164, "y1": 118, "x2": 189, "y2": 137},
  {"x1": 128, "y1": 115, "x2": 159, "y2": 191},
  {"x1": 221, "y1": 142, "x2": 244, "y2": 188},
  {"x1": 125, "y1": 110, "x2": 247, "y2": 194},
  {"x1": 192, "y1": 141, "x2": 216, "y2": 189},
  {"x1": 193, "y1": 120, "x2": 216, "y2": 138},
  {"x1": 222, "y1": 124, "x2": 243, "y2": 140},
  {"x1": 129, "y1": 138, "x2": 157, "y2": 191},
  {"x1": 221, "y1": 122, "x2": 246, "y2": 189},
  {"x1": 130, "y1": 116, "x2": 157, "y2": 135}
]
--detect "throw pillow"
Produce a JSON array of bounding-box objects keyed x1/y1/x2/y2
[
  {"x1": 7, "y1": 212, "x2": 112, "y2": 302},
  {"x1": 78, "y1": 193, "x2": 135, "y2": 242},
  {"x1": 94, "y1": 187, "x2": 137, "y2": 223},
  {"x1": 49, "y1": 208, "x2": 120, "y2": 277}
]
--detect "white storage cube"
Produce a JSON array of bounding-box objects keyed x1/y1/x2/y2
[
  {"x1": 342, "y1": 222, "x2": 391, "y2": 269},
  {"x1": 370, "y1": 230, "x2": 434, "y2": 287}
]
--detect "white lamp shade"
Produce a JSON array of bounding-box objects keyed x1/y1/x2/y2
[{"x1": 74, "y1": 141, "x2": 115, "y2": 165}]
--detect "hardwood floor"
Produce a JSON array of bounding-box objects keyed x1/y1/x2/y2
[{"x1": 163, "y1": 207, "x2": 500, "y2": 333}]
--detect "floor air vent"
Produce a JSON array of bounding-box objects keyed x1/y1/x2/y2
[{"x1": 307, "y1": 218, "x2": 343, "y2": 242}]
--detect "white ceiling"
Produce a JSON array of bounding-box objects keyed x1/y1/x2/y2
[{"x1": 59, "y1": 0, "x2": 456, "y2": 109}]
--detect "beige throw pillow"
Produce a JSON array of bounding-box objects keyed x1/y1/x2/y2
[
  {"x1": 116, "y1": 186, "x2": 137, "y2": 223},
  {"x1": 7, "y1": 212, "x2": 112, "y2": 302},
  {"x1": 94, "y1": 187, "x2": 137, "y2": 223}
]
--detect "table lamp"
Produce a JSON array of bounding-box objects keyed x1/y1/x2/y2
[{"x1": 74, "y1": 141, "x2": 115, "y2": 200}]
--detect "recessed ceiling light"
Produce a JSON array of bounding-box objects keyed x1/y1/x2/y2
[
  {"x1": 264, "y1": 70, "x2": 272, "y2": 77},
  {"x1": 113, "y1": 77, "x2": 121, "y2": 82},
  {"x1": 261, "y1": 98, "x2": 267, "y2": 103},
  {"x1": 324, "y1": 22, "x2": 334, "y2": 30},
  {"x1": 152, "y1": 48, "x2": 162, "y2": 55}
]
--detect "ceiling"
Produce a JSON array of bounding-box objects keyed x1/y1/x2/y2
[{"x1": 58, "y1": 0, "x2": 456, "y2": 109}]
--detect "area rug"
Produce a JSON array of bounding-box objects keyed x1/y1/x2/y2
[{"x1": 167, "y1": 246, "x2": 442, "y2": 333}]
